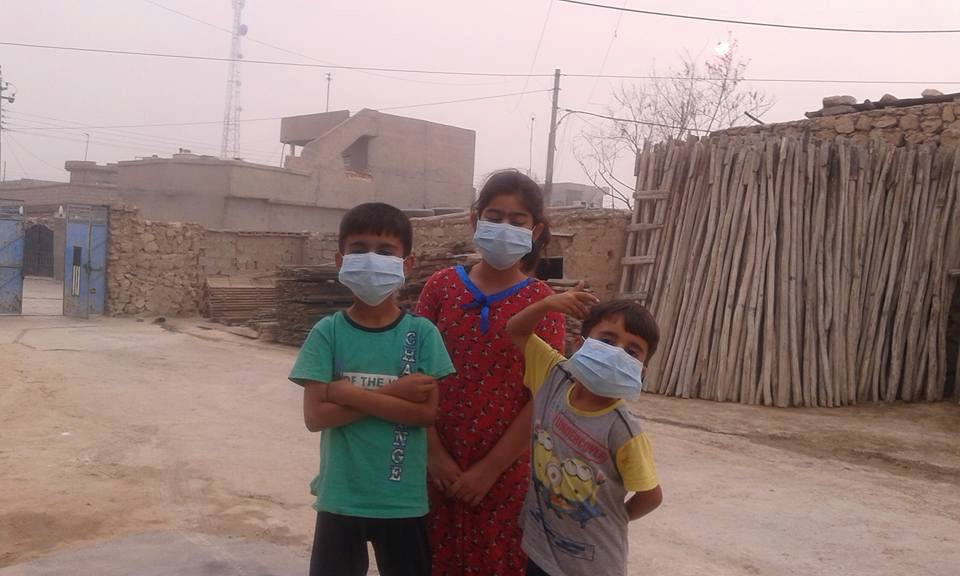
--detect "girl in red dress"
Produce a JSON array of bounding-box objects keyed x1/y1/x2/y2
[{"x1": 416, "y1": 170, "x2": 566, "y2": 575}]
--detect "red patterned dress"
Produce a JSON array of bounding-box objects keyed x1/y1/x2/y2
[{"x1": 416, "y1": 265, "x2": 565, "y2": 576}]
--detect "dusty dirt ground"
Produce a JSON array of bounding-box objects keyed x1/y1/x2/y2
[{"x1": 1, "y1": 307, "x2": 959, "y2": 575}]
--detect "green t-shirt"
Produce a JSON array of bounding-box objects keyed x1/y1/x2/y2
[{"x1": 289, "y1": 311, "x2": 455, "y2": 518}]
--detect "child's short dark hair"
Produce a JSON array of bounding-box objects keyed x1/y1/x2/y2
[
  {"x1": 580, "y1": 300, "x2": 660, "y2": 357},
  {"x1": 338, "y1": 202, "x2": 413, "y2": 256}
]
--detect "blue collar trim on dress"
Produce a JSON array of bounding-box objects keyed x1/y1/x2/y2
[{"x1": 455, "y1": 265, "x2": 533, "y2": 334}]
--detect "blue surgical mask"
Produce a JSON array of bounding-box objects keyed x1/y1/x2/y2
[
  {"x1": 473, "y1": 220, "x2": 533, "y2": 270},
  {"x1": 565, "y1": 338, "x2": 644, "y2": 399},
  {"x1": 338, "y1": 253, "x2": 406, "y2": 306}
]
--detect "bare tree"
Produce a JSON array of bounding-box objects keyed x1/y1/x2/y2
[{"x1": 575, "y1": 38, "x2": 774, "y2": 209}]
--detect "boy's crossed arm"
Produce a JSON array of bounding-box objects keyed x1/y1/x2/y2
[{"x1": 303, "y1": 373, "x2": 438, "y2": 431}]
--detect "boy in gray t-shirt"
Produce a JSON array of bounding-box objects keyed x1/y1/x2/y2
[{"x1": 507, "y1": 287, "x2": 663, "y2": 576}]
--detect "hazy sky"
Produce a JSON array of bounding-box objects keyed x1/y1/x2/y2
[{"x1": 1, "y1": 0, "x2": 958, "y2": 188}]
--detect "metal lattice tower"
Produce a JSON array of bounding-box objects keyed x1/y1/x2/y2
[{"x1": 220, "y1": 0, "x2": 246, "y2": 159}]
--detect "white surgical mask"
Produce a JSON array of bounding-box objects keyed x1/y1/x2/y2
[
  {"x1": 473, "y1": 220, "x2": 534, "y2": 270},
  {"x1": 565, "y1": 338, "x2": 644, "y2": 399},
  {"x1": 338, "y1": 253, "x2": 406, "y2": 306}
]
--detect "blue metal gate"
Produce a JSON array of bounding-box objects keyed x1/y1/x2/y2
[
  {"x1": 0, "y1": 199, "x2": 24, "y2": 315},
  {"x1": 63, "y1": 205, "x2": 109, "y2": 318}
]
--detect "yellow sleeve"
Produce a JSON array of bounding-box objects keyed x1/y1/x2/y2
[
  {"x1": 523, "y1": 334, "x2": 566, "y2": 394},
  {"x1": 615, "y1": 433, "x2": 660, "y2": 492}
]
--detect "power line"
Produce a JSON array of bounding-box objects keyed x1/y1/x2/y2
[
  {"x1": 4, "y1": 40, "x2": 957, "y2": 86},
  {"x1": 584, "y1": 0, "x2": 626, "y2": 105},
  {"x1": 142, "y1": 0, "x2": 234, "y2": 35},
  {"x1": 6, "y1": 127, "x2": 277, "y2": 163},
  {"x1": 2, "y1": 133, "x2": 31, "y2": 178},
  {"x1": 378, "y1": 89, "x2": 553, "y2": 112},
  {"x1": 556, "y1": 0, "x2": 960, "y2": 34},
  {"x1": 7, "y1": 128, "x2": 164, "y2": 151},
  {"x1": 8, "y1": 109, "x2": 277, "y2": 153},
  {"x1": 6, "y1": 111, "x2": 276, "y2": 157},
  {"x1": 9, "y1": 115, "x2": 271, "y2": 130},
  {"x1": 5, "y1": 133, "x2": 64, "y2": 173},
  {"x1": 6, "y1": 121, "x2": 276, "y2": 163},
  {"x1": 141, "y1": 0, "x2": 505, "y2": 87},
  {"x1": 515, "y1": 0, "x2": 555, "y2": 110},
  {"x1": 3, "y1": 89, "x2": 553, "y2": 135},
  {"x1": 562, "y1": 73, "x2": 960, "y2": 85},
  {"x1": 0, "y1": 41, "x2": 549, "y2": 78},
  {"x1": 560, "y1": 108, "x2": 711, "y2": 133},
  {"x1": 4, "y1": 89, "x2": 555, "y2": 165},
  {"x1": 7, "y1": 126, "x2": 204, "y2": 154}
]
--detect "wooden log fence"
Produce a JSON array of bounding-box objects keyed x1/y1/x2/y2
[{"x1": 629, "y1": 136, "x2": 960, "y2": 406}]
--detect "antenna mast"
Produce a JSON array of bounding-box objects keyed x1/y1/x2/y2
[{"x1": 221, "y1": 0, "x2": 246, "y2": 159}]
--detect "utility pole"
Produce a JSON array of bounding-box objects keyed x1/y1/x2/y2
[
  {"x1": 82, "y1": 133, "x2": 90, "y2": 161},
  {"x1": 325, "y1": 73, "x2": 332, "y2": 112},
  {"x1": 544, "y1": 68, "x2": 560, "y2": 205},
  {"x1": 528, "y1": 114, "x2": 535, "y2": 177},
  {"x1": 0, "y1": 66, "x2": 16, "y2": 180}
]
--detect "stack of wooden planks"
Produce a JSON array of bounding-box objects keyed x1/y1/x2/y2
[
  {"x1": 203, "y1": 276, "x2": 277, "y2": 327},
  {"x1": 627, "y1": 136, "x2": 960, "y2": 406},
  {"x1": 275, "y1": 266, "x2": 353, "y2": 346},
  {"x1": 274, "y1": 255, "x2": 483, "y2": 346},
  {"x1": 398, "y1": 253, "x2": 481, "y2": 310},
  {"x1": 271, "y1": 252, "x2": 602, "y2": 356}
]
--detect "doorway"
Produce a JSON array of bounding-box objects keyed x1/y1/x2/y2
[
  {"x1": 21, "y1": 222, "x2": 63, "y2": 315},
  {"x1": 1, "y1": 203, "x2": 109, "y2": 317},
  {"x1": 24, "y1": 223, "x2": 54, "y2": 278}
]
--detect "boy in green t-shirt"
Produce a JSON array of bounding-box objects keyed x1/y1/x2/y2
[{"x1": 290, "y1": 202, "x2": 455, "y2": 576}]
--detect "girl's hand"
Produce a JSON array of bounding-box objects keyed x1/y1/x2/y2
[
  {"x1": 428, "y1": 448, "x2": 462, "y2": 493},
  {"x1": 542, "y1": 282, "x2": 599, "y2": 319},
  {"x1": 449, "y1": 459, "x2": 501, "y2": 506}
]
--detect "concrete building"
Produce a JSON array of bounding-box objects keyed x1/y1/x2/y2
[
  {"x1": 549, "y1": 182, "x2": 605, "y2": 208},
  {"x1": 0, "y1": 109, "x2": 476, "y2": 232},
  {"x1": 282, "y1": 110, "x2": 476, "y2": 212}
]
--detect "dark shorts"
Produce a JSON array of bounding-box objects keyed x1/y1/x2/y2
[
  {"x1": 526, "y1": 558, "x2": 552, "y2": 576},
  {"x1": 309, "y1": 511, "x2": 430, "y2": 576}
]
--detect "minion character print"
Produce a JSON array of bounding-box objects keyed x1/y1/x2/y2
[{"x1": 531, "y1": 425, "x2": 606, "y2": 528}]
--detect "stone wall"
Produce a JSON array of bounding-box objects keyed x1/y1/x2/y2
[
  {"x1": 410, "y1": 214, "x2": 474, "y2": 257},
  {"x1": 107, "y1": 208, "x2": 204, "y2": 316},
  {"x1": 719, "y1": 100, "x2": 960, "y2": 148},
  {"x1": 108, "y1": 211, "x2": 337, "y2": 316},
  {"x1": 303, "y1": 233, "x2": 340, "y2": 265},
  {"x1": 200, "y1": 231, "x2": 307, "y2": 277},
  {"x1": 550, "y1": 208, "x2": 630, "y2": 300},
  {"x1": 103, "y1": 205, "x2": 630, "y2": 317}
]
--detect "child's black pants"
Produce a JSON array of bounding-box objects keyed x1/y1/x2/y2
[{"x1": 310, "y1": 511, "x2": 430, "y2": 576}]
